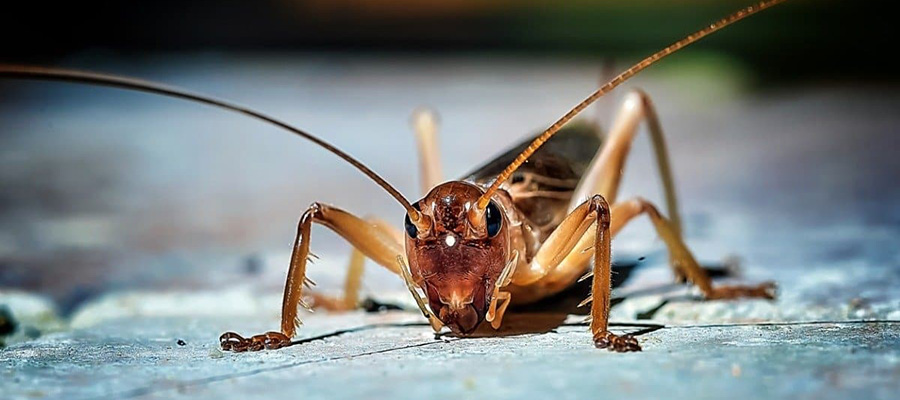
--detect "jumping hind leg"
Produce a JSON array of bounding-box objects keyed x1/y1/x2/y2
[{"x1": 572, "y1": 89, "x2": 775, "y2": 299}]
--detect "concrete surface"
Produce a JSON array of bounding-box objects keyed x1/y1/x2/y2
[{"x1": 1, "y1": 312, "x2": 898, "y2": 400}]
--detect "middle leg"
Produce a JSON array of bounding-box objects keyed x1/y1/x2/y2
[
  {"x1": 510, "y1": 195, "x2": 641, "y2": 351},
  {"x1": 531, "y1": 196, "x2": 776, "y2": 306}
]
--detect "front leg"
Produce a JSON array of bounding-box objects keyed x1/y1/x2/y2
[
  {"x1": 583, "y1": 196, "x2": 641, "y2": 352},
  {"x1": 220, "y1": 202, "x2": 404, "y2": 352},
  {"x1": 520, "y1": 195, "x2": 640, "y2": 352}
]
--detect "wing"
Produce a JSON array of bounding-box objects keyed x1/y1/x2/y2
[
  {"x1": 463, "y1": 121, "x2": 602, "y2": 189},
  {"x1": 463, "y1": 122, "x2": 603, "y2": 238}
]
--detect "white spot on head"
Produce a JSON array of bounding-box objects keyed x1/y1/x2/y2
[{"x1": 445, "y1": 235, "x2": 457, "y2": 247}]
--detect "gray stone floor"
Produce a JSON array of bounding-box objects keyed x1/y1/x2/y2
[
  {"x1": 2, "y1": 311, "x2": 899, "y2": 400},
  {"x1": 1, "y1": 56, "x2": 899, "y2": 399}
]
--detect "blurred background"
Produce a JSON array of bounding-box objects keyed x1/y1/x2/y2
[{"x1": 0, "y1": 0, "x2": 897, "y2": 316}]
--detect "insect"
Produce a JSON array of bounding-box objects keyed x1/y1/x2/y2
[{"x1": 0, "y1": 0, "x2": 785, "y2": 353}]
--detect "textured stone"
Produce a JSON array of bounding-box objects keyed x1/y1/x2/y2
[{"x1": 1, "y1": 313, "x2": 898, "y2": 400}]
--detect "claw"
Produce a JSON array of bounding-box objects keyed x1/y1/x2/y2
[
  {"x1": 593, "y1": 331, "x2": 641, "y2": 352},
  {"x1": 220, "y1": 331, "x2": 249, "y2": 352},
  {"x1": 220, "y1": 331, "x2": 292, "y2": 352}
]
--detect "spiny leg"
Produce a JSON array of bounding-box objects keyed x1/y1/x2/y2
[
  {"x1": 411, "y1": 107, "x2": 443, "y2": 195},
  {"x1": 301, "y1": 108, "x2": 444, "y2": 313},
  {"x1": 308, "y1": 217, "x2": 404, "y2": 312},
  {"x1": 306, "y1": 248, "x2": 365, "y2": 312},
  {"x1": 307, "y1": 107, "x2": 442, "y2": 312},
  {"x1": 610, "y1": 198, "x2": 775, "y2": 300},
  {"x1": 585, "y1": 197, "x2": 640, "y2": 351},
  {"x1": 515, "y1": 195, "x2": 640, "y2": 351},
  {"x1": 275, "y1": 111, "x2": 449, "y2": 321},
  {"x1": 220, "y1": 203, "x2": 404, "y2": 352}
]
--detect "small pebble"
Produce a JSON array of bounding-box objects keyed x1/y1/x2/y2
[{"x1": 208, "y1": 348, "x2": 224, "y2": 359}]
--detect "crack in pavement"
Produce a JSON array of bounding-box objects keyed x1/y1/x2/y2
[
  {"x1": 103, "y1": 337, "x2": 457, "y2": 400},
  {"x1": 92, "y1": 319, "x2": 900, "y2": 399},
  {"x1": 555, "y1": 319, "x2": 900, "y2": 329},
  {"x1": 649, "y1": 319, "x2": 900, "y2": 329}
]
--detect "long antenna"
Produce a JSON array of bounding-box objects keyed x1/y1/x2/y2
[
  {"x1": 0, "y1": 65, "x2": 426, "y2": 223},
  {"x1": 475, "y1": 0, "x2": 788, "y2": 209}
]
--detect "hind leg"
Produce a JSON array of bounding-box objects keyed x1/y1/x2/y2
[
  {"x1": 570, "y1": 89, "x2": 681, "y2": 232},
  {"x1": 610, "y1": 198, "x2": 775, "y2": 299},
  {"x1": 571, "y1": 90, "x2": 773, "y2": 298}
]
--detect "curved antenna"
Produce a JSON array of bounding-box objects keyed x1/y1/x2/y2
[
  {"x1": 0, "y1": 64, "x2": 427, "y2": 223},
  {"x1": 475, "y1": 0, "x2": 788, "y2": 210}
]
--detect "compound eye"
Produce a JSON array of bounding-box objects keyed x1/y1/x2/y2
[
  {"x1": 485, "y1": 201, "x2": 502, "y2": 237},
  {"x1": 404, "y1": 203, "x2": 422, "y2": 238}
]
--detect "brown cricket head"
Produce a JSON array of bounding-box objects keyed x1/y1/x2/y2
[{"x1": 404, "y1": 181, "x2": 511, "y2": 334}]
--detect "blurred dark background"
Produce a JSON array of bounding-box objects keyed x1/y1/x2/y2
[{"x1": 1, "y1": 0, "x2": 892, "y2": 83}]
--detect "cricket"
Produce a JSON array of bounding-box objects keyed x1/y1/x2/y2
[{"x1": 0, "y1": 0, "x2": 786, "y2": 353}]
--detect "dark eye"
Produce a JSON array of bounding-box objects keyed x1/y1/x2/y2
[
  {"x1": 405, "y1": 203, "x2": 422, "y2": 238},
  {"x1": 485, "y1": 201, "x2": 502, "y2": 237}
]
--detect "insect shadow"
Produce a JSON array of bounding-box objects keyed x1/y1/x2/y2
[{"x1": 335, "y1": 259, "x2": 733, "y2": 343}]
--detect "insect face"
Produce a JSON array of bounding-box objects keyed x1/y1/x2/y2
[{"x1": 404, "y1": 181, "x2": 510, "y2": 334}]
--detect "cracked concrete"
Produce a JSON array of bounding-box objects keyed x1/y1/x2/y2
[{"x1": 2, "y1": 313, "x2": 898, "y2": 400}]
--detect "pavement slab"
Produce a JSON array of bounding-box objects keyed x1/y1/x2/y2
[{"x1": 2, "y1": 313, "x2": 898, "y2": 400}]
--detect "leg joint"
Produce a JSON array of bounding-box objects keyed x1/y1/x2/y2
[
  {"x1": 629, "y1": 197, "x2": 663, "y2": 219},
  {"x1": 588, "y1": 194, "x2": 611, "y2": 225},
  {"x1": 300, "y1": 202, "x2": 332, "y2": 225},
  {"x1": 306, "y1": 201, "x2": 329, "y2": 216},
  {"x1": 624, "y1": 88, "x2": 654, "y2": 110}
]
